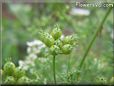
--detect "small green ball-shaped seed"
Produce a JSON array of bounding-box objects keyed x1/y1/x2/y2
[
  {"x1": 18, "y1": 76, "x2": 30, "y2": 84},
  {"x1": 63, "y1": 36, "x2": 70, "y2": 44},
  {"x1": 39, "y1": 31, "x2": 45, "y2": 42},
  {"x1": 4, "y1": 76, "x2": 15, "y2": 84},
  {"x1": 14, "y1": 68, "x2": 25, "y2": 79},
  {"x1": 62, "y1": 44, "x2": 73, "y2": 54},
  {"x1": 3, "y1": 61, "x2": 16, "y2": 76},
  {"x1": 63, "y1": 34, "x2": 78, "y2": 45},
  {"x1": 51, "y1": 26, "x2": 62, "y2": 40},
  {"x1": 44, "y1": 34, "x2": 55, "y2": 47},
  {"x1": 54, "y1": 39, "x2": 63, "y2": 48},
  {"x1": 50, "y1": 45, "x2": 61, "y2": 55},
  {"x1": 40, "y1": 32, "x2": 55, "y2": 47}
]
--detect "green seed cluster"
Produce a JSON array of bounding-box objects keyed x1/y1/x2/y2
[
  {"x1": 39, "y1": 25, "x2": 78, "y2": 55},
  {"x1": 2, "y1": 61, "x2": 30, "y2": 84}
]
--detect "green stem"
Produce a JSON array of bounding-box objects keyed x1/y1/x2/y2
[
  {"x1": 53, "y1": 55, "x2": 56, "y2": 84},
  {"x1": 66, "y1": 55, "x2": 70, "y2": 82},
  {"x1": 67, "y1": 55, "x2": 70, "y2": 75},
  {"x1": 79, "y1": 7, "x2": 112, "y2": 69}
]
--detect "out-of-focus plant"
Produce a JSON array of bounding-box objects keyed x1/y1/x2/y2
[
  {"x1": 76, "y1": 7, "x2": 112, "y2": 82},
  {"x1": 1, "y1": 61, "x2": 31, "y2": 84},
  {"x1": 18, "y1": 40, "x2": 46, "y2": 70}
]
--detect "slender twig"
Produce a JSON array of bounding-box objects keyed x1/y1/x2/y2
[
  {"x1": 79, "y1": 7, "x2": 112, "y2": 69},
  {"x1": 53, "y1": 55, "x2": 56, "y2": 84},
  {"x1": 76, "y1": 7, "x2": 112, "y2": 82}
]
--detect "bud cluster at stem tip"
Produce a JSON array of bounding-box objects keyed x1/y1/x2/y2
[
  {"x1": 38, "y1": 24, "x2": 78, "y2": 55},
  {"x1": 2, "y1": 61, "x2": 31, "y2": 84}
]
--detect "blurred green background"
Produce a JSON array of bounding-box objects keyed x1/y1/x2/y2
[{"x1": 2, "y1": 1, "x2": 113, "y2": 84}]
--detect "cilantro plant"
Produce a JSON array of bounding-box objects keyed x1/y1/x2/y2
[
  {"x1": 1, "y1": 61, "x2": 31, "y2": 84},
  {"x1": 38, "y1": 24, "x2": 78, "y2": 84}
]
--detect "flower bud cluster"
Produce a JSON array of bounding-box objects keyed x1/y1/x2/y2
[
  {"x1": 39, "y1": 24, "x2": 78, "y2": 55},
  {"x1": 2, "y1": 61, "x2": 30, "y2": 84}
]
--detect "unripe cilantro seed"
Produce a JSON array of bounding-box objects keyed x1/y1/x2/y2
[
  {"x1": 18, "y1": 76, "x2": 31, "y2": 84},
  {"x1": 51, "y1": 26, "x2": 62, "y2": 40},
  {"x1": 4, "y1": 76, "x2": 15, "y2": 84},
  {"x1": 3, "y1": 61, "x2": 16, "y2": 76},
  {"x1": 14, "y1": 68, "x2": 26, "y2": 79},
  {"x1": 62, "y1": 44, "x2": 73, "y2": 54}
]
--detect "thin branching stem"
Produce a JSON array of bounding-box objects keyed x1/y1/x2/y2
[{"x1": 79, "y1": 7, "x2": 112, "y2": 69}]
